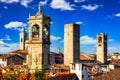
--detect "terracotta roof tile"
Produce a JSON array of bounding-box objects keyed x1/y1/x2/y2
[
  {"x1": 80, "y1": 54, "x2": 92, "y2": 60},
  {"x1": 91, "y1": 68, "x2": 120, "y2": 80},
  {"x1": 9, "y1": 49, "x2": 28, "y2": 54},
  {"x1": 50, "y1": 64, "x2": 70, "y2": 71},
  {"x1": 52, "y1": 73, "x2": 79, "y2": 80}
]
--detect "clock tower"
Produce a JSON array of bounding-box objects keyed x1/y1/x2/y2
[
  {"x1": 96, "y1": 33, "x2": 107, "y2": 64},
  {"x1": 26, "y1": 4, "x2": 51, "y2": 69}
]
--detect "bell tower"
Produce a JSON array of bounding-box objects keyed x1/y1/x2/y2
[
  {"x1": 26, "y1": 4, "x2": 51, "y2": 69},
  {"x1": 19, "y1": 26, "x2": 25, "y2": 50},
  {"x1": 96, "y1": 33, "x2": 107, "y2": 64}
]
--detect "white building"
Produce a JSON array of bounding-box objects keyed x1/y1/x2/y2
[
  {"x1": 70, "y1": 63, "x2": 91, "y2": 80},
  {"x1": 111, "y1": 53, "x2": 120, "y2": 60},
  {"x1": 0, "y1": 57, "x2": 7, "y2": 67}
]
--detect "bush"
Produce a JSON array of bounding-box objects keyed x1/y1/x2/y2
[{"x1": 34, "y1": 69, "x2": 45, "y2": 80}]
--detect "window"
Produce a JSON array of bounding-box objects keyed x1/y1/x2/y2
[
  {"x1": 43, "y1": 25, "x2": 49, "y2": 40},
  {"x1": 21, "y1": 38, "x2": 23, "y2": 42},
  {"x1": 72, "y1": 64, "x2": 75, "y2": 70},
  {"x1": 98, "y1": 37, "x2": 102, "y2": 43},
  {"x1": 98, "y1": 44, "x2": 102, "y2": 46},
  {"x1": 88, "y1": 75, "x2": 90, "y2": 78},
  {"x1": 82, "y1": 75, "x2": 84, "y2": 78},
  {"x1": 32, "y1": 25, "x2": 39, "y2": 38},
  {"x1": 2, "y1": 58, "x2": 6, "y2": 61},
  {"x1": 82, "y1": 65, "x2": 84, "y2": 70}
]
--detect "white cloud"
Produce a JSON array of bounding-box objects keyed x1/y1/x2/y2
[
  {"x1": 0, "y1": 35, "x2": 11, "y2": 41},
  {"x1": 4, "y1": 21, "x2": 27, "y2": 30},
  {"x1": 0, "y1": 0, "x2": 19, "y2": 3},
  {"x1": 4, "y1": 6, "x2": 8, "y2": 9},
  {"x1": 50, "y1": 35, "x2": 62, "y2": 41},
  {"x1": 108, "y1": 47, "x2": 117, "y2": 50},
  {"x1": 0, "y1": 42, "x2": 19, "y2": 53},
  {"x1": 50, "y1": 0, "x2": 75, "y2": 10},
  {"x1": 0, "y1": 0, "x2": 33, "y2": 7},
  {"x1": 115, "y1": 13, "x2": 120, "y2": 17},
  {"x1": 4, "y1": 35, "x2": 11, "y2": 41},
  {"x1": 80, "y1": 35, "x2": 96, "y2": 45},
  {"x1": 81, "y1": 4, "x2": 101, "y2": 11},
  {"x1": 76, "y1": 21, "x2": 83, "y2": 24},
  {"x1": 0, "y1": 35, "x2": 18, "y2": 53},
  {"x1": 0, "y1": 40, "x2": 4, "y2": 44},
  {"x1": 74, "y1": 0, "x2": 85, "y2": 3},
  {"x1": 39, "y1": 0, "x2": 48, "y2": 6},
  {"x1": 20, "y1": 0, "x2": 33, "y2": 7}
]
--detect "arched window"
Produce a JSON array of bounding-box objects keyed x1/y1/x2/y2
[
  {"x1": 98, "y1": 37, "x2": 102, "y2": 43},
  {"x1": 32, "y1": 25, "x2": 39, "y2": 38},
  {"x1": 43, "y1": 25, "x2": 49, "y2": 39},
  {"x1": 21, "y1": 38, "x2": 23, "y2": 42}
]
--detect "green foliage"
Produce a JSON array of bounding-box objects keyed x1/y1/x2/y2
[
  {"x1": 34, "y1": 69, "x2": 46, "y2": 80},
  {"x1": 94, "y1": 55, "x2": 97, "y2": 61}
]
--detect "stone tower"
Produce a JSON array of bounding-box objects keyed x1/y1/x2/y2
[
  {"x1": 19, "y1": 27, "x2": 25, "y2": 50},
  {"x1": 96, "y1": 33, "x2": 107, "y2": 64},
  {"x1": 64, "y1": 24, "x2": 80, "y2": 66},
  {"x1": 26, "y1": 4, "x2": 51, "y2": 69}
]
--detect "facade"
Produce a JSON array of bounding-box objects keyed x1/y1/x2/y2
[
  {"x1": 26, "y1": 5, "x2": 51, "y2": 69},
  {"x1": 70, "y1": 63, "x2": 91, "y2": 80},
  {"x1": 0, "y1": 57, "x2": 7, "y2": 67},
  {"x1": 96, "y1": 33, "x2": 107, "y2": 64},
  {"x1": 55, "y1": 53, "x2": 63, "y2": 64},
  {"x1": 0, "y1": 50, "x2": 27, "y2": 67},
  {"x1": 49, "y1": 51, "x2": 64, "y2": 64},
  {"x1": 64, "y1": 24, "x2": 80, "y2": 66},
  {"x1": 49, "y1": 52, "x2": 55, "y2": 64},
  {"x1": 111, "y1": 52, "x2": 120, "y2": 60},
  {"x1": 7, "y1": 54, "x2": 24, "y2": 65}
]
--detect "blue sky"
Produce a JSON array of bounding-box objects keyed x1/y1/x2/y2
[{"x1": 0, "y1": 0, "x2": 120, "y2": 54}]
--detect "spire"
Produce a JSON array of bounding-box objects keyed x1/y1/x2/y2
[
  {"x1": 38, "y1": 3, "x2": 42, "y2": 12},
  {"x1": 36, "y1": 3, "x2": 42, "y2": 16},
  {"x1": 21, "y1": 25, "x2": 25, "y2": 32},
  {"x1": 29, "y1": 13, "x2": 31, "y2": 17},
  {"x1": 58, "y1": 47, "x2": 60, "y2": 53}
]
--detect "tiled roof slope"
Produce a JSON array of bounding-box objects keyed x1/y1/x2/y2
[
  {"x1": 51, "y1": 73, "x2": 79, "y2": 80},
  {"x1": 80, "y1": 54, "x2": 93, "y2": 60},
  {"x1": 9, "y1": 49, "x2": 28, "y2": 54},
  {"x1": 91, "y1": 68, "x2": 120, "y2": 80}
]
